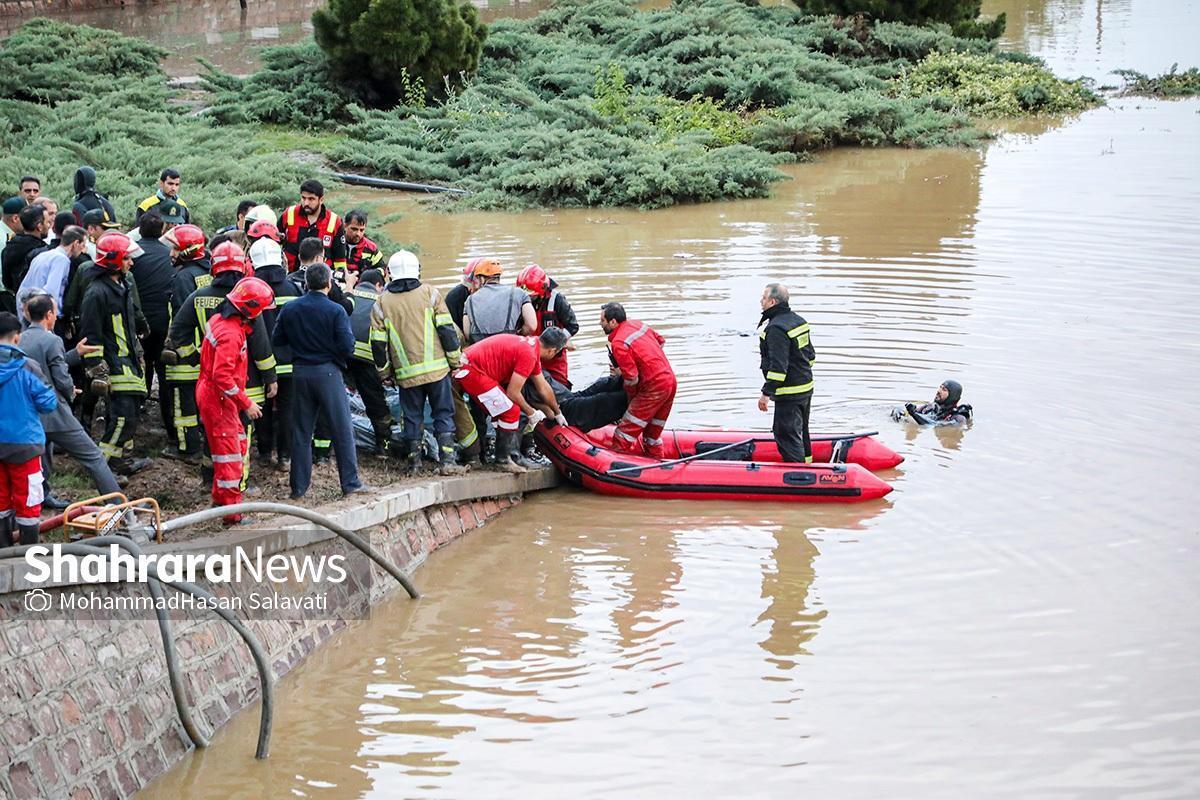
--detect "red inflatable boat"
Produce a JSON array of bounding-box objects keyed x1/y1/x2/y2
[
  {"x1": 536, "y1": 423, "x2": 894, "y2": 503},
  {"x1": 586, "y1": 426, "x2": 903, "y2": 472}
]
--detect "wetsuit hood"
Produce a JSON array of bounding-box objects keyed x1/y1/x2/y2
[
  {"x1": 939, "y1": 379, "x2": 962, "y2": 408},
  {"x1": 74, "y1": 166, "x2": 97, "y2": 197},
  {"x1": 386, "y1": 278, "x2": 421, "y2": 293}
]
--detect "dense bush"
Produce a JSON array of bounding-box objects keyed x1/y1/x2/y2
[
  {"x1": 895, "y1": 50, "x2": 1099, "y2": 116},
  {"x1": 1113, "y1": 65, "x2": 1200, "y2": 98},
  {"x1": 794, "y1": 0, "x2": 1005, "y2": 39},
  {"x1": 0, "y1": 20, "x2": 311, "y2": 231},
  {"x1": 312, "y1": 0, "x2": 486, "y2": 104}
]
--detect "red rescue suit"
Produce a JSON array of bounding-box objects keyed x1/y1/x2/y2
[
  {"x1": 196, "y1": 311, "x2": 254, "y2": 520},
  {"x1": 607, "y1": 320, "x2": 676, "y2": 458}
]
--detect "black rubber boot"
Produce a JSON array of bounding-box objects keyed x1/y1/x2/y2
[
  {"x1": 495, "y1": 430, "x2": 529, "y2": 474},
  {"x1": 0, "y1": 515, "x2": 13, "y2": 548},
  {"x1": 373, "y1": 421, "x2": 392, "y2": 458},
  {"x1": 437, "y1": 432, "x2": 467, "y2": 476},
  {"x1": 520, "y1": 432, "x2": 549, "y2": 466},
  {"x1": 404, "y1": 438, "x2": 424, "y2": 476},
  {"x1": 18, "y1": 523, "x2": 39, "y2": 546}
]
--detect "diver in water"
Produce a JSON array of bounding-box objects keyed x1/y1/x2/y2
[{"x1": 892, "y1": 379, "x2": 973, "y2": 426}]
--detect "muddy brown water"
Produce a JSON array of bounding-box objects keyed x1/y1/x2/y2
[{"x1": 35, "y1": 0, "x2": 1196, "y2": 796}]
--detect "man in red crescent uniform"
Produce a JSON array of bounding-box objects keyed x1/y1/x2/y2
[{"x1": 601, "y1": 302, "x2": 677, "y2": 459}]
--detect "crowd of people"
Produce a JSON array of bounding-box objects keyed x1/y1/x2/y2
[{"x1": 1, "y1": 164, "x2": 946, "y2": 540}]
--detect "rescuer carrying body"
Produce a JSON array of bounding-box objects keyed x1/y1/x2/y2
[
  {"x1": 196, "y1": 276, "x2": 274, "y2": 526},
  {"x1": 601, "y1": 302, "x2": 677, "y2": 459}
]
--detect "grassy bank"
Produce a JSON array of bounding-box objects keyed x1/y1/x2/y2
[{"x1": 3, "y1": 0, "x2": 1102, "y2": 216}]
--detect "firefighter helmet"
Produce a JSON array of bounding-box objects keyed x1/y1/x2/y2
[
  {"x1": 249, "y1": 238, "x2": 284, "y2": 270},
  {"x1": 94, "y1": 232, "x2": 133, "y2": 271},
  {"x1": 227, "y1": 277, "x2": 274, "y2": 320},
  {"x1": 386, "y1": 250, "x2": 421, "y2": 281},
  {"x1": 167, "y1": 224, "x2": 206, "y2": 261},
  {"x1": 516, "y1": 264, "x2": 550, "y2": 296},
  {"x1": 247, "y1": 219, "x2": 281, "y2": 243},
  {"x1": 211, "y1": 242, "x2": 249, "y2": 276},
  {"x1": 243, "y1": 204, "x2": 277, "y2": 230}
]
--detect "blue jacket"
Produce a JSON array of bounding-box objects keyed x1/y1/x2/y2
[
  {"x1": 0, "y1": 343, "x2": 57, "y2": 462},
  {"x1": 272, "y1": 290, "x2": 355, "y2": 369}
]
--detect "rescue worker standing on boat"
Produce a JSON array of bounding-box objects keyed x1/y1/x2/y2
[
  {"x1": 601, "y1": 302, "x2": 676, "y2": 459},
  {"x1": 196, "y1": 277, "x2": 274, "y2": 526},
  {"x1": 757, "y1": 283, "x2": 815, "y2": 463}
]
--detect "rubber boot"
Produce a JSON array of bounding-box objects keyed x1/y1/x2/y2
[
  {"x1": 437, "y1": 433, "x2": 468, "y2": 476},
  {"x1": 482, "y1": 435, "x2": 497, "y2": 465},
  {"x1": 18, "y1": 522, "x2": 39, "y2": 545},
  {"x1": 0, "y1": 515, "x2": 13, "y2": 548},
  {"x1": 404, "y1": 438, "x2": 424, "y2": 476},
  {"x1": 520, "y1": 432, "x2": 548, "y2": 466},
  {"x1": 373, "y1": 421, "x2": 392, "y2": 459},
  {"x1": 495, "y1": 430, "x2": 529, "y2": 474}
]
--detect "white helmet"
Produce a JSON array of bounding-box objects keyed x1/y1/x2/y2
[
  {"x1": 244, "y1": 204, "x2": 277, "y2": 228},
  {"x1": 249, "y1": 238, "x2": 283, "y2": 269},
  {"x1": 387, "y1": 250, "x2": 420, "y2": 281}
]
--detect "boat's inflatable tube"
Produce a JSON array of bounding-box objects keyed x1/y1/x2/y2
[
  {"x1": 537, "y1": 424, "x2": 893, "y2": 503},
  {"x1": 586, "y1": 426, "x2": 903, "y2": 472}
]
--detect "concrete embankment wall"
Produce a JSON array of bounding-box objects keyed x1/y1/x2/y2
[{"x1": 0, "y1": 469, "x2": 558, "y2": 800}]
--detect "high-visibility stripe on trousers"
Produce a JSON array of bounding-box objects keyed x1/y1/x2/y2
[
  {"x1": 0, "y1": 456, "x2": 44, "y2": 525},
  {"x1": 452, "y1": 366, "x2": 521, "y2": 431},
  {"x1": 612, "y1": 378, "x2": 677, "y2": 458},
  {"x1": 196, "y1": 384, "x2": 250, "y2": 512}
]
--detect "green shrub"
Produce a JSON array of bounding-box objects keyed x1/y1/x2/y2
[
  {"x1": 312, "y1": 0, "x2": 486, "y2": 104},
  {"x1": 895, "y1": 50, "x2": 1099, "y2": 115},
  {"x1": 1113, "y1": 65, "x2": 1200, "y2": 97},
  {"x1": 794, "y1": 0, "x2": 1005, "y2": 39},
  {"x1": 0, "y1": 20, "x2": 311, "y2": 232}
]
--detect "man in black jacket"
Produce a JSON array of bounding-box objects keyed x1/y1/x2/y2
[
  {"x1": 757, "y1": 283, "x2": 816, "y2": 464},
  {"x1": 71, "y1": 166, "x2": 119, "y2": 228},
  {"x1": 1, "y1": 205, "x2": 47, "y2": 313},
  {"x1": 130, "y1": 212, "x2": 176, "y2": 436}
]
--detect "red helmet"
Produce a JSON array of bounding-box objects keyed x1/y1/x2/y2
[
  {"x1": 247, "y1": 219, "x2": 281, "y2": 243},
  {"x1": 516, "y1": 264, "x2": 550, "y2": 296},
  {"x1": 169, "y1": 224, "x2": 206, "y2": 261},
  {"x1": 211, "y1": 242, "x2": 249, "y2": 276},
  {"x1": 226, "y1": 277, "x2": 274, "y2": 320},
  {"x1": 95, "y1": 232, "x2": 133, "y2": 271}
]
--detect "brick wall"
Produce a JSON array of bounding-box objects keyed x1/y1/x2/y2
[{"x1": 0, "y1": 494, "x2": 522, "y2": 800}]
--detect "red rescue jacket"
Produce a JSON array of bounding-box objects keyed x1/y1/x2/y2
[
  {"x1": 607, "y1": 319, "x2": 674, "y2": 394},
  {"x1": 280, "y1": 204, "x2": 347, "y2": 274},
  {"x1": 197, "y1": 311, "x2": 253, "y2": 411}
]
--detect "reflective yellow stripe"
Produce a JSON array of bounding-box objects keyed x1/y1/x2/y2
[
  {"x1": 775, "y1": 382, "x2": 814, "y2": 396},
  {"x1": 99, "y1": 442, "x2": 122, "y2": 458},
  {"x1": 434, "y1": 313, "x2": 452, "y2": 326},
  {"x1": 89, "y1": 345, "x2": 105, "y2": 357},
  {"x1": 247, "y1": 386, "x2": 265, "y2": 403},
  {"x1": 369, "y1": 329, "x2": 388, "y2": 342},
  {"x1": 765, "y1": 371, "x2": 786, "y2": 381},
  {"x1": 275, "y1": 363, "x2": 293, "y2": 376},
  {"x1": 112, "y1": 315, "x2": 128, "y2": 357},
  {"x1": 254, "y1": 354, "x2": 276, "y2": 372},
  {"x1": 165, "y1": 365, "x2": 200, "y2": 380},
  {"x1": 276, "y1": 294, "x2": 297, "y2": 304},
  {"x1": 351, "y1": 289, "x2": 378, "y2": 300},
  {"x1": 788, "y1": 323, "x2": 810, "y2": 349},
  {"x1": 444, "y1": 349, "x2": 461, "y2": 361},
  {"x1": 313, "y1": 438, "x2": 331, "y2": 448},
  {"x1": 353, "y1": 341, "x2": 373, "y2": 360},
  {"x1": 458, "y1": 426, "x2": 478, "y2": 448},
  {"x1": 423, "y1": 307, "x2": 434, "y2": 365}
]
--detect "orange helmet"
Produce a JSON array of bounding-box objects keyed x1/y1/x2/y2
[
  {"x1": 247, "y1": 219, "x2": 281, "y2": 243},
  {"x1": 226, "y1": 277, "x2": 274, "y2": 319},
  {"x1": 168, "y1": 224, "x2": 206, "y2": 261},
  {"x1": 516, "y1": 264, "x2": 549, "y2": 296},
  {"x1": 468, "y1": 257, "x2": 502, "y2": 279},
  {"x1": 211, "y1": 241, "x2": 249, "y2": 276},
  {"x1": 95, "y1": 232, "x2": 133, "y2": 271}
]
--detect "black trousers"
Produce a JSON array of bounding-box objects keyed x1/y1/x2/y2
[
  {"x1": 99, "y1": 393, "x2": 141, "y2": 464},
  {"x1": 399, "y1": 376, "x2": 455, "y2": 441},
  {"x1": 345, "y1": 359, "x2": 391, "y2": 425},
  {"x1": 142, "y1": 329, "x2": 171, "y2": 435},
  {"x1": 258, "y1": 375, "x2": 292, "y2": 460},
  {"x1": 290, "y1": 364, "x2": 361, "y2": 496},
  {"x1": 773, "y1": 392, "x2": 812, "y2": 464},
  {"x1": 167, "y1": 380, "x2": 203, "y2": 456}
]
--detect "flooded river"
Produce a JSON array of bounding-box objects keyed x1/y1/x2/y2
[{"x1": 74, "y1": 0, "x2": 1197, "y2": 796}]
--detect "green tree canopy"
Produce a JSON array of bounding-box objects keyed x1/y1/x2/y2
[
  {"x1": 312, "y1": 0, "x2": 487, "y2": 105},
  {"x1": 795, "y1": 0, "x2": 1005, "y2": 39}
]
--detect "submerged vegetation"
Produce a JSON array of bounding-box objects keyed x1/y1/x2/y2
[
  {"x1": 1113, "y1": 65, "x2": 1200, "y2": 98},
  {"x1": 4, "y1": 0, "x2": 1105, "y2": 214},
  {"x1": 0, "y1": 19, "x2": 309, "y2": 231}
]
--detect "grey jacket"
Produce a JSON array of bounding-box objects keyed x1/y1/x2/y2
[{"x1": 20, "y1": 325, "x2": 80, "y2": 433}]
